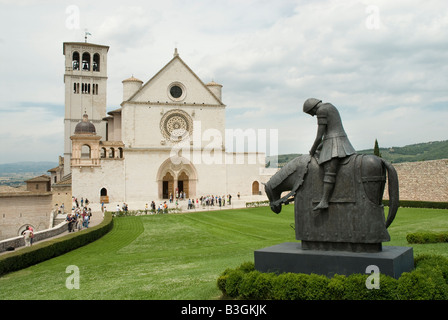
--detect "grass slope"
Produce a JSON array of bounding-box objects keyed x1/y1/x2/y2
[{"x1": 0, "y1": 206, "x2": 447, "y2": 300}]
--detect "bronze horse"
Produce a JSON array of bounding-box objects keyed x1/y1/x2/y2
[{"x1": 264, "y1": 153, "x2": 399, "y2": 252}]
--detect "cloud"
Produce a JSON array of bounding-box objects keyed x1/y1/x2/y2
[{"x1": 0, "y1": 0, "x2": 447, "y2": 162}]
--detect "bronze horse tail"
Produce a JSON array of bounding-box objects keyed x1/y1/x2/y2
[{"x1": 382, "y1": 158, "x2": 399, "y2": 228}]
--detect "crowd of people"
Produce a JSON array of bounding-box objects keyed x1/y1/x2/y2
[
  {"x1": 168, "y1": 194, "x2": 234, "y2": 210},
  {"x1": 66, "y1": 197, "x2": 93, "y2": 232}
]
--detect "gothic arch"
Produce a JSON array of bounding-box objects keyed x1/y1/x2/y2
[{"x1": 156, "y1": 157, "x2": 197, "y2": 199}]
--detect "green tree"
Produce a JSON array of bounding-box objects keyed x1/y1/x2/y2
[{"x1": 374, "y1": 139, "x2": 382, "y2": 158}]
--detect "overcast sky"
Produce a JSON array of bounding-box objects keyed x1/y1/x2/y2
[{"x1": 0, "y1": 0, "x2": 447, "y2": 164}]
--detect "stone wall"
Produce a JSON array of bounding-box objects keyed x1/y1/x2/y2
[
  {"x1": 384, "y1": 159, "x2": 448, "y2": 202},
  {"x1": 0, "y1": 220, "x2": 68, "y2": 253},
  {"x1": 0, "y1": 192, "x2": 53, "y2": 240}
]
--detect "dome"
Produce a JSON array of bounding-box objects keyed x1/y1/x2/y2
[
  {"x1": 206, "y1": 80, "x2": 222, "y2": 87},
  {"x1": 74, "y1": 113, "x2": 96, "y2": 134},
  {"x1": 122, "y1": 75, "x2": 143, "y2": 83}
]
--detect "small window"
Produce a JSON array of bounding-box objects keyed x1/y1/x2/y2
[
  {"x1": 168, "y1": 82, "x2": 186, "y2": 101},
  {"x1": 170, "y1": 85, "x2": 182, "y2": 98}
]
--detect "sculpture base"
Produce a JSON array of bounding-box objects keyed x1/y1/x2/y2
[{"x1": 254, "y1": 242, "x2": 414, "y2": 279}]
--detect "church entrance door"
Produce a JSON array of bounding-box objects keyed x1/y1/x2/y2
[
  {"x1": 178, "y1": 172, "x2": 189, "y2": 198},
  {"x1": 162, "y1": 172, "x2": 174, "y2": 199}
]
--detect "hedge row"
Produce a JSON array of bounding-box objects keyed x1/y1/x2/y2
[
  {"x1": 383, "y1": 199, "x2": 448, "y2": 210},
  {"x1": 109, "y1": 208, "x2": 182, "y2": 216},
  {"x1": 407, "y1": 232, "x2": 448, "y2": 244},
  {"x1": 249, "y1": 200, "x2": 448, "y2": 209},
  {"x1": 246, "y1": 200, "x2": 270, "y2": 208},
  {"x1": 0, "y1": 212, "x2": 113, "y2": 277},
  {"x1": 217, "y1": 255, "x2": 448, "y2": 300}
]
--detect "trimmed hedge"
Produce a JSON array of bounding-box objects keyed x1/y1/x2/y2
[
  {"x1": 407, "y1": 231, "x2": 448, "y2": 244},
  {"x1": 383, "y1": 199, "x2": 448, "y2": 210},
  {"x1": 246, "y1": 200, "x2": 270, "y2": 208},
  {"x1": 0, "y1": 212, "x2": 113, "y2": 276},
  {"x1": 217, "y1": 255, "x2": 448, "y2": 300}
]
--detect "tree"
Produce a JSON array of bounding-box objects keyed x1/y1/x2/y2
[{"x1": 374, "y1": 139, "x2": 382, "y2": 158}]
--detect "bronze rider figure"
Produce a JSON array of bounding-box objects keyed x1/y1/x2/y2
[{"x1": 303, "y1": 98, "x2": 356, "y2": 211}]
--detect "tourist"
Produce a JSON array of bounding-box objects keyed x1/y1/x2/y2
[
  {"x1": 23, "y1": 226, "x2": 32, "y2": 247},
  {"x1": 66, "y1": 213, "x2": 73, "y2": 232},
  {"x1": 28, "y1": 225, "x2": 35, "y2": 245},
  {"x1": 77, "y1": 214, "x2": 83, "y2": 231}
]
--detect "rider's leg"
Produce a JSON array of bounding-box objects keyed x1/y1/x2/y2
[{"x1": 314, "y1": 158, "x2": 339, "y2": 211}]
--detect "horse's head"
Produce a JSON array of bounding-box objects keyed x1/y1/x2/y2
[{"x1": 263, "y1": 182, "x2": 282, "y2": 214}]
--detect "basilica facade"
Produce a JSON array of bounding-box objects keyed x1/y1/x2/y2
[{"x1": 62, "y1": 42, "x2": 272, "y2": 204}]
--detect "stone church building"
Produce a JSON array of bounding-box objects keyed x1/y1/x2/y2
[{"x1": 62, "y1": 42, "x2": 270, "y2": 205}]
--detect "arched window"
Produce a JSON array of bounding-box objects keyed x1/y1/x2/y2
[
  {"x1": 109, "y1": 148, "x2": 115, "y2": 158},
  {"x1": 72, "y1": 51, "x2": 80, "y2": 70},
  {"x1": 81, "y1": 144, "x2": 91, "y2": 159},
  {"x1": 100, "y1": 188, "x2": 107, "y2": 197},
  {"x1": 82, "y1": 52, "x2": 90, "y2": 71},
  {"x1": 93, "y1": 53, "x2": 100, "y2": 72},
  {"x1": 100, "y1": 147, "x2": 107, "y2": 158},
  {"x1": 118, "y1": 147, "x2": 123, "y2": 158}
]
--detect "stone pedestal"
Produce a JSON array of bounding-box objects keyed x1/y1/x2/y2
[{"x1": 254, "y1": 242, "x2": 414, "y2": 279}]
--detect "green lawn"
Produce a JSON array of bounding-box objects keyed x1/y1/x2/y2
[{"x1": 1, "y1": 205, "x2": 447, "y2": 300}]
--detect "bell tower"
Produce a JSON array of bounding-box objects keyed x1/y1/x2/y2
[{"x1": 62, "y1": 41, "x2": 109, "y2": 176}]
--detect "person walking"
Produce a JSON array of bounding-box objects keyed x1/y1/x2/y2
[{"x1": 23, "y1": 226, "x2": 32, "y2": 247}]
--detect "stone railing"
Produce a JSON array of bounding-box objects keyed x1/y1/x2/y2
[{"x1": 0, "y1": 221, "x2": 68, "y2": 253}]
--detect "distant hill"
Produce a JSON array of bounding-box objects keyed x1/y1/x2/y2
[
  {"x1": 0, "y1": 161, "x2": 58, "y2": 175},
  {"x1": 267, "y1": 140, "x2": 448, "y2": 168}
]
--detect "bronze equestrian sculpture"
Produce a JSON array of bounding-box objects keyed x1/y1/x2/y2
[{"x1": 264, "y1": 99, "x2": 399, "y2": 253}]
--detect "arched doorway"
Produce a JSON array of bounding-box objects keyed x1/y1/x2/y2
[
  {"x1": 252, "y1": 181, "x2": 260, "y2": 195},
  {"x1": 100, "y1": 187, "x2": 109, "y2": 203},
  {"x1": 156, "y1": 157, "x2": 197, "y2": 199},
  {"x1": 162, "y1": 172, "x2": 174, "y2": 199}
]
